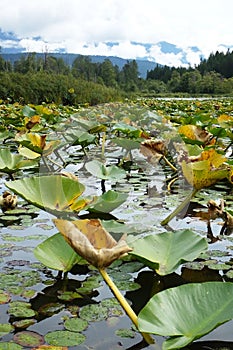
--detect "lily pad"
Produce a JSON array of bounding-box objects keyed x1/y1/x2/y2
[
  {"x1": 0, "y1": 289, "x2": 11, "y2": 304},
  {"x1": 13, "y1": 319, "x2": 36, "y2": 329},
  {"x1": 0, "y1": 148, "x2": 37, "y2": 174},
  {"x1": 5, "y1": 175, "x2": 87, "y2": 214},
  {"x1": 85, "y1": 160, "x2": 126, "y2": 180},
  {"x1": 138, "y1": 282, "x2": 233, "y2": 350},
  {"x1": 44, "y1": 330, "x2": 85, "y2": 347},
  {"x1": 66, "y1": 129, "x2": 96, "y2": 148},
  {"x1": 64, "y1": 318, "x2": 88, "y2": 332},
  {"x1": 15, "y1": 133, "x2": 60, "y2": 156},
  {"x1": 115, "y1": 328, "x2": 136, "y2": 338},
  {"x1": 87, "y1": 190, "x2": 127, "y2": 213},
  {"x1": 13, "y1": 331, "x2": 44, "y2": 347},
  {"x1": 0, "y1": 343, "x2": 23, "y2": 349},
  {"x1": 8, "y1": 301, "x2": 36, "y2": 318},
  {"x1": 79, "y1": 304, "x2": 108, "y2": 322},
  {"x1": 112, "y1": 137, "x2": 141, "y2": 150},
  {"x1": 128, "y1": 229, "x2": 208, "y2": 275},
  {"x1": 0, "y1": 323, "x2": 14, "y2": 337},
  {"x1": 57, "y1": 291, "x2": 83, "y2": 302},
  {"x1": 34, "y1": 233, "x2": 83, "y2": 272},
  {"x1": 38, "y1": 303, "x2": 64, "y2": 316},
  {"x1": 31, "y1": 346, "x2": 68, "y2": 350}
]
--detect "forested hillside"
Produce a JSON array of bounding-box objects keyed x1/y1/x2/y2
[
  {"x1": 147, "y1": 49, "x2": 233, "y2": 94},
  {"x1": 0, "y1": 49, "x2": 233, "y2": 104}
]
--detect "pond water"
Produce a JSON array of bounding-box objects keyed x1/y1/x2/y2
[{"x1": 1, "y1": 100, "x2": 233, "y2": 349}]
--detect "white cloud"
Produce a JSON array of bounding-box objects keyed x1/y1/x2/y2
[
  {"x1": 0, "y1": 0, "x2": 233, "y2": 66},
  {"x1": 147, "y1": 45, "x2": 185, "y2": 67}
]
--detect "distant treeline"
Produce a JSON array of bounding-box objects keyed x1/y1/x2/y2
[
  {"x1": 0, "y1": 49, "x2": 233, "y2": 104},
  {"x1": 0, "y1": 53, "x2": 139, "y2": 104},
  {"x1": 146, "y1": 50, "x2": 233, "y2": 94}
]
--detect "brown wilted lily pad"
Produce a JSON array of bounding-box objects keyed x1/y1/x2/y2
[
  {"x1": 13, "y1": 331, "x2": 44, "y2": 347},
  {"x1": 53, "y1": 218, "x2": 132, "y2": 268}
]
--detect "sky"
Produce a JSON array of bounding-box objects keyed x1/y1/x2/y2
[{"x1": 0, "y1": 0, "x2": 232, "y2": 66}]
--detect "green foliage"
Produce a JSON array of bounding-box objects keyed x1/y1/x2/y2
[
  {"x1": 0, "y1": 148, "x2": 38, "y2": 174},
  {"x1": 138, "y1": 282, "x2": 233, "y2": 349},
  {"x1": 1, "y1": 49, "x2": 233, "y2": 100},
  {"x1": 0, "y1": 71, "x2": 122, "y2": 105},
  {"x1": 5, "y1": 175, "x2": 88, "y2": 214},
  {"x1": 85, "y1": 159, "x2": 126, "y2": 180},
  {"x1": 34, "y1": 233, "x2": 83, "y2": 272},
  {"x1": 128, "y1": 229, "x2": 208, "y2": 275}
]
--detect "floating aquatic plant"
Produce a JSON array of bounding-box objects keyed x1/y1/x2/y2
[
  {"x1": 128, "y1": 229, "x2": 208, "y2": 276},
  {"x1": 0, "y1": 148, "x2": 38, "y2": 177},
  {"x1": 53, "y1": 218, "x2": 154, "y2": 345},
  {"x1": 138, "y1": 282, "x2": 233, "y2": 350}
]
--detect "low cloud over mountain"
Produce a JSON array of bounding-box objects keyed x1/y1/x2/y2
[{"x1": 0, "y1": 28, "x2": 233, "y2": 68}]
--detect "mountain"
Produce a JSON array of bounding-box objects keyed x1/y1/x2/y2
[
  {"x1": 1, "y1": 28, "x2": 233, "y2": 77},
  {"x1": 0, "y1": 52, "x2": 158, "y2": 79}
]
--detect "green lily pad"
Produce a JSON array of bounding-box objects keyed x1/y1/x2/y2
[
  {"x1": 208, "y1": 263, "x2": 231, "y2": 270},
  {"x1": 85, "y1": 160, "x2": 126, "y2": 180},
  {"x1": 22, "y1": 105, "x2": 36, "y2": 117},
  {"x1": 112, "y1": 137, "x2": 141, "y2": 150},
  {"x1": 114, "y1": 280, "x2": 141, "y2": 291},
  {"x1": 128, "y1": 229, "x2": 208, "y2": 275},
  {"x1": 44, "y1": 330, "x2": 85, "y2": 346},
  {"x1": 57, "y1": 291, "x2": 83, "y2": 302},
  {"x1": 100, "y1": 298, "x2": 124, "y2": 317},
  {"x1": 118, "y1": 261, "x2": 144, "y2": 273},
  {"x1": 13, "y1": 331, "x2": 44, "y2": 347},
  {"x1": 8, "y1": 301, "x2": 36, "y2": 318},
  {"x1": 34, "y1": 233, "x2": 83, "y2": 272},
  {"x1": 0, "y1": 289, "x2": 11, "y2": 304},
  {"x1": 66, "y1": 129, "x2": 96, "y2": 148},
  {"x1": 5, "y1": 175, "x2": 87, "y2": 214},
  {"x1": 13, "y1": 319, "x2": 36, "y2": 329},
  {"x1": 139, "y1": 282, "x2": 233, "y2": 350},
  {"x1": 115, "y1": 328, "x2": 136, "y2": 338},
  {"x1": 0, "y1": 148, "x2": 37, "y2": 174},
  {"x1": 79, "y1": 304, "x2": 108, "y2": 322},
  {"x1": 64, "y1": 318, "x2": 88, "y2": 332},
  {"x1": 38, "y1": 303, "x2": 64, "y2": 316},
  {"x1": 88, "y1": 190, "x2": 127, "y2": 213},
  {"x1": 0, "y1": 323, "x2": 14, "y2": 337},
  {"x1": 0, "y1": 215, "x2": 21, "y2": 221},
  {"x1": 76, "y1": 276, "x2": 102, "y2": 294},
  {"x1": 0, "y1": 342, "x2": 23, "y2": 349},
  {"x1": 226, "y1": 269, "x2": 233, "y2": 279}
]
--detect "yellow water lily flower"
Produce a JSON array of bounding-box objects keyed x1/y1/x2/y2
[
  {"x1": 181, "y1": 148, "x2": 230, "y2": 189},
  {"x1": 16, "y1": 132, "x2": 60, "y2": 157},
  {"x1": 179, "y1": 125, "x2": 215, "y2": 145}
]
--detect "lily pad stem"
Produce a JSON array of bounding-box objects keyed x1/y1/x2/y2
[
  {"x1": 99, "y1": 268, "x2": 154, "y2": 345},
  {"x1": 161, "y1": 155, "x2": 177, "y2": 172},
  {"x1": 161, "y1": 188, "x2": 198, "y2": 226},
  {"x1": 101, "y1": 132, "x2": 106, "y2": 159}
]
